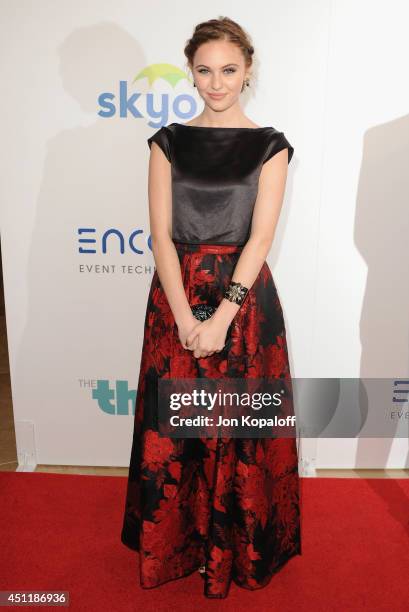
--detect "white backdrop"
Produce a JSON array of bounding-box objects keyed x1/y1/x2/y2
[{"x1": 1, "y1": 0, "x2": 408, "y2": 471}]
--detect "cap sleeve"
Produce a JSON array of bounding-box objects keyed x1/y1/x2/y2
[
  {"x1": 262, "y1": 131, "x2": 294, "y2": 165},
  {"x1": 147, "y1": 126, "x2": 172, "y2": 162}
]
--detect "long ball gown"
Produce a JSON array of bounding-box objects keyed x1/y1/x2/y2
[{"x1": 120, "y1": 122, "x2": 302, "y2": 599}]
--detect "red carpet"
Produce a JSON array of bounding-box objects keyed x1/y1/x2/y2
[{"x1": 0, "y1": 472, "x2": 408, "y2": 611}]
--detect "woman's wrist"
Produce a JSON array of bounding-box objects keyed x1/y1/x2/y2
[
  {"x1": 175, "y1": 295, "x2": 243, "y2": 330},
  {"x1": 213, "y1": 297, "x2": 241, "y2": 327},
  {"x1": 175, "y1": 308, "x2": 199, "y2": 329}
]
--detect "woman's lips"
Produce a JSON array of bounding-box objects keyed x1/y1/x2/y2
[{"x1": 208, "y1": 93, "x2": 226, "y2": 100}]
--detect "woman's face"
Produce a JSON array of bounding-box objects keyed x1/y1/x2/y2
[{"x1": 191, "y1": 39, "x2": 249, "y2": 111}]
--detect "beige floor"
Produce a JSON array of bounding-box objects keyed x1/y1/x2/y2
[{"x1": 0, "y1": 268, "x2": 407, "y2": 479}]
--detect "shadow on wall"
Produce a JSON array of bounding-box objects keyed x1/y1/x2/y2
[{"x1": 355, "y1": 114, "x2": 409, "y2": 532}]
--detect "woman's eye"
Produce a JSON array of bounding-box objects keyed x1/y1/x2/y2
[{"x1": 197, "y1": 68, "x2": 236, "y2": 75}]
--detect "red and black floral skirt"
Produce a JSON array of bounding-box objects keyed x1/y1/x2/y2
[{"x1": 121, "y1": 241, "x2": 301, "y2": 599}]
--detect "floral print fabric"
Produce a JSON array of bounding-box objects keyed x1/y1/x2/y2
[{"x1": 121, "y1": 241, "x2": 301, "y2": 598}]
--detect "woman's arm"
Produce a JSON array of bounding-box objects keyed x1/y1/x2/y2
[
  {"x1": 186, "y1": 147, "x2": 290, "y2": 357},
  {"x1": 148, "y1": 142, "x2": 200, "y2": 348}
]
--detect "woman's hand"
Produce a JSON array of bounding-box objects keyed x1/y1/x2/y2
[
  {"x1": 185, "y1": 318, "x2": 229, "y2": 359},
  {"x1": 177, "y1": 315, "x2": 202, "y2": 351}
]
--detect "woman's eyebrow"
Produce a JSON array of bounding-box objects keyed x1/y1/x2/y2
[{"x1": 194, "y1": 63, "x2": 240, "y2": 69}]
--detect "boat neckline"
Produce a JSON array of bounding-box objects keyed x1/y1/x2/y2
[{"x1": 170, "y1": 122, "x2": 272, "y2": 131}]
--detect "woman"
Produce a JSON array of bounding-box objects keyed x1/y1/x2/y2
[{"x1": 121, "y1": 16, "x2": 301, "y2": 599}]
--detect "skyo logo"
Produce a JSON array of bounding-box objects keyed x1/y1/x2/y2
[{"x1": 97, "y1": 63, "x2": 197, "y2": 125}]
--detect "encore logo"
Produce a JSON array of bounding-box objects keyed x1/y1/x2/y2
[
  {"x1": 77, "y1": 227, "x2": 153, "y2": 255},
  {"x1": 97, "y1": 63, "x2": 198, "y2": 125}
]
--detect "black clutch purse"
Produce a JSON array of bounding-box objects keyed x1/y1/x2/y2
[{"x1": 191, "y1": 303, "x2": 233, "y2": 346}]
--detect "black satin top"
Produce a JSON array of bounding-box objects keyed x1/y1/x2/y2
[{"x1": 147, "y1": 122, "x2": 294, "y2": 245}]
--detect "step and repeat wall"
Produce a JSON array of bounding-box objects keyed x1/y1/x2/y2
[{"x1": 1, "y1": 0, "x2": 408, "y2": 470}]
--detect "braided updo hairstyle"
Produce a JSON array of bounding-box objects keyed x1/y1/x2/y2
[{"x1": 184, "y1": 16, "x2": 255, "y2": 92}]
